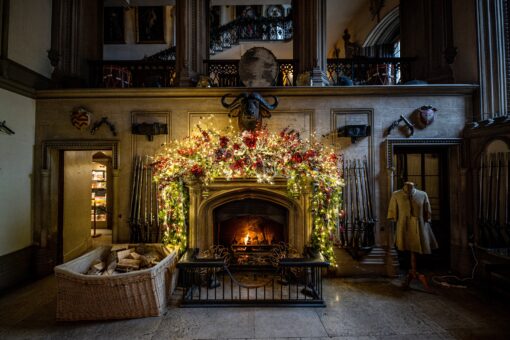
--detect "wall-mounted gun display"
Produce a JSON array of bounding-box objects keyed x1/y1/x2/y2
[
  {"x1": 478, "y1": 152, "x2": 510, "y2": 252},
  {"x1": 339, "y1": 157, "x2": 376, "y2": 259},
  {"x1": 129, "y1": 155, "x2": 160, "y2": 243}
]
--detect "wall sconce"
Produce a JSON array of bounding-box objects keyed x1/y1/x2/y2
[{"x1": 337, "y1": 124, "x2": 371, "y2": 143}]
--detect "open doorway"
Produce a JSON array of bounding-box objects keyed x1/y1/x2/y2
[
  {"x1": 393, "y1": 146, "x2": 450, "y2": 271},
  {"x1": 59, "y1": 150, "x2": 113, "y2": 262}
]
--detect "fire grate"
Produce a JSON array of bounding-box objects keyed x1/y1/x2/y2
[{"x1": 176, "y1": 247, "x2": 329, "y2": 307}]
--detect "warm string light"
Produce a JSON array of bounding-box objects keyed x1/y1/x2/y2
[{"x1": 152, "y1": 121, "x2": 344, "y2": 265}]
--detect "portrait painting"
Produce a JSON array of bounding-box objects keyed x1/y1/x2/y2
[
  {"x1": 137, "y1": 6, "x2": 165, "y2": 43},
  {"x1": 104, "y1": 7, "x2": 125, "y2": 44}
]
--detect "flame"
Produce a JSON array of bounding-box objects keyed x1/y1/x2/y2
[{"x1": 243, "y1": 232, "x2": 250, "y2": 245}]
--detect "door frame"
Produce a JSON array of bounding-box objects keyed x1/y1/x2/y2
[
  {"x1": 41, "y1": 140, "x2": 119, "y2": 264},
  {"x1": 386, "y1": 138, "x2": 462, "y2": 267}
]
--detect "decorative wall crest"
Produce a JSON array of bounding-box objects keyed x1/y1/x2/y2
[{"x1": 70, "y1": 107, "x2": 92, "y2": 130}]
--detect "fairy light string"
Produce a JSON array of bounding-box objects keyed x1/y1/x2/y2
[{"x1": 152, "y1": 119, "x2": 343, "y2": 265}]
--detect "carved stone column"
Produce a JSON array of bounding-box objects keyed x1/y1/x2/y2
[
  {"x1": 292, "y1": 0, "x2": 328, "y2": 84},
  {"x1": 476, "y1": 0, "x2": 507, "y2": 119},
  {"x1": 176, "y1": 0, "x2": 208, "y2": 86}
]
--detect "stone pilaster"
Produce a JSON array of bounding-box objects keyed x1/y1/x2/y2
[
  {"x1": 476, "y1": 0, "x2": 508, "y2": 119},
  {"x1": 292, "y1": 0, "x2": 328, "y2": 79},
  {"x1": 176, "y1": 0, "x2": 208, "y2": 86}
]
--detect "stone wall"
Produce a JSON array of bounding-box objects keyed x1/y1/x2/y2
[{"x1": 33, "y1": 85, "x2": 476, "y2": 274}]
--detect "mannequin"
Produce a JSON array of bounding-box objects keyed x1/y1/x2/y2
[{"x1": 387, "y1": 182, "x2": 438, "y2": 290}]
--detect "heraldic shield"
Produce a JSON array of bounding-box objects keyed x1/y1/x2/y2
[{"x1": 71, "y1": 107, "x2": 92, "y2": 130}]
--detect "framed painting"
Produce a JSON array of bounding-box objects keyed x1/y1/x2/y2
[
  {"x1": 104, "y1": 7, "x2": 125, "y2": 44},
  {"x1": 137, "y1": 6, "x2": 165, "y2": 44}
]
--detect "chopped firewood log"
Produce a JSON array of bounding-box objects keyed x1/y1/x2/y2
[
  {"x1": 116, "y1": 258, "x2": 141, "y2": 272},
  {"x1": 129, "y1": 252, "x2": 142, "y2": 260},
  {"x1": 117, "y1": 248, "x2": 135, "y2": 260},
  {"x1": 105, "y1": 251, "x2": 117, "y2": 275},
  {"x1": 86, "y1": 259, "x2": 105, "y2": 275}
]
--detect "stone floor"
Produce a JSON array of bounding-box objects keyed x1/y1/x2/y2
[{"x1": 0, "y1": 275, "x2": 509, "y2": 339}]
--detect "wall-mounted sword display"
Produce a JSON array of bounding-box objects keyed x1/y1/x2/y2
[
  {"x1": 339, "y1": 157, "x2": 376, "y2": 259},
  {"x1": 129, "y1": 155, "x2": 160, "y2": 243},
  {"x1": 478, "y1": 152, "x2": 510, "y2": 252}
]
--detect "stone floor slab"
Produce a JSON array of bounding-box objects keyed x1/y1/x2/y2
[{"x1": 254, "y1": 309, "x2": 328, "y2": 338}]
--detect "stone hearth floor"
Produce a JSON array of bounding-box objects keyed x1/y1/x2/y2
[{"x1": 0, "y1": 275, "x2": 509, "y2": 339}]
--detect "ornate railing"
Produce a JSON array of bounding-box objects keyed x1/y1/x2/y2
[
  {"x1": 203, "y1": 59, "x2": 297, "y2": 87},
  {"x1": 89, "y1": 60, "x2": 177, "y2": 88},
  {"x1": 177, "y1": 247, "x2": 329, "y2": 307},
  {"x1": 326, "y1": 57, "x2": 415, "y2": 85},
  {"x1": 210, "y1": 16, "x2": 293, "y2": 56},
  {"x1": 89, "y1": 57, "x2": 414, "y2": 88}
]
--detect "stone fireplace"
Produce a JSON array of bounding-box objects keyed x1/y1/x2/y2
[
  {"x1": 188, "y1": 178, "x2": 312, "y2": 252},
  {"x1": 214, "y1": 199, "x2": 287, "y2": 247}
]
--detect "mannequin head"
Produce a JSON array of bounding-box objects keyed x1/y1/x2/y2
[{"x1": 403, "y1": 181, "x2": 415, "y2": 194}]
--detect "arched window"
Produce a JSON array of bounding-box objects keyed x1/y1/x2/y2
[{"x1": 362, "y1": 6, "x2": 400, "y2": 57}]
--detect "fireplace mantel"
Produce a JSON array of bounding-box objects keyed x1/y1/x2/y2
[{"x1": 187, "y1": 178, "x2": 312, "y2": 252}]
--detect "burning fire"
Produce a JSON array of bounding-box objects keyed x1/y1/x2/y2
[{"x1": 243, "y1": 232, "x2": 250, "y2": 245}]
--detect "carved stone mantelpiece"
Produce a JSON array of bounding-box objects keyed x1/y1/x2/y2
[{"x1": 188, "y1": 178, "x2": 312, "y2": 252}]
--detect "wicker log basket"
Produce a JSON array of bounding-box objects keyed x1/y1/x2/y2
[{"x1": 54, "y1": 244, "x2": 178, "y2": 321}]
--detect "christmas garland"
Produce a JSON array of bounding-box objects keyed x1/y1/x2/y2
[{"x1": 152, "y1": 122, "x2": 343, "y2": 265}]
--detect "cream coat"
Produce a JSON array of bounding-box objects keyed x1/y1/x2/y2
[{"x1": 387, "y1": 189, "x2": 439, "y2": 254}]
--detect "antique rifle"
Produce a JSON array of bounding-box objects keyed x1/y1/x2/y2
[
  {"x1": 353, "y1": 159, "x2": 362, "y2": 249},
  {"x1": 493, "y1": 153, "x2": 503, "y2": 246},
  {"x1": 348, "y1": 160, "x2": 356, "y2": 247},
  {"x1": 129, "y1": 156, "x2": 141, "y2": 242},
  {"x1": 339, "y1": 159, "x2": 347, "y2": 247},
  {"x1": 477, "y1": 154, "x2": 484, "y2": 245},
  {"x1": 485, "y1": 154, "x2": 495, "y2": 247},
  {"x1": 135, "y1": 156, "x2": 144, "y2": 242},
  {"x1": 363, "y1": 157, "x2": 376, "y2": 247},
  {"x1": 505, "y1": 152, "x2": 510, "y2": 246},
  {"x1": 356, "y1": 159, "x2": 369, "y2": 247}
]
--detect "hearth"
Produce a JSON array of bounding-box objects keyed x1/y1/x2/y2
[
  {"x1": 214, "y1": 198, "x2": 287, "y2": 246},
  {"x1": 214, "y1": 198, "x2": 288, "y2": 267}
]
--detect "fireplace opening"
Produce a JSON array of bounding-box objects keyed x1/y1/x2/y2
[{"x1": 214, "y1": 198, "x2": 288, "y2": 266}]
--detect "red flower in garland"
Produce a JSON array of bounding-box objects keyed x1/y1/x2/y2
[
  {"x1": 232, "y1": 143, "x2": 241, "y2": 150},
  {"x1": 201, "y1": 130, "x2": 210, "y2": 142},
  {"x1": 329, "y1": 153, "x2": 338, "y2": 162},
  {"x1": 291, "y1": 152, "x2": 303, "y2": 163},
  {"x1": 231, "y1": 159, "x2": 245, "y2": 171},
  {"x1": 304, "y1": 149, "x2": 317, "y2": 161},
  {"x1": 243, "y1": 133, "x2": 257, "y2": 149},
  {"x1": 219, "y1": 136, "x2": 229, "y2": 148},
  {"x1": 252, "y1": 158, "x2": 264, "y2": 170},
  {"x1": 178, "y1": 148, "x2": 195, "y2": 156},
  {"x1": 190, "y1": 164, "x2": 204, "y2": 177}
]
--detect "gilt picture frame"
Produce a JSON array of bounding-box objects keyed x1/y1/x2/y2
[{"x1": 137, "y1": 6, "x2": 165, "y2": 44}]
